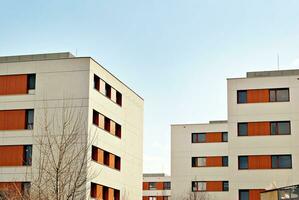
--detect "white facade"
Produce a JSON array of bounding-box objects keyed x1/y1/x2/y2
[
  {"x1": 171, "y1": 70, "x2": 299, "y2": 200},
  {"x1": 0, "y1": 52, "x2": 144, "y2": 199}
]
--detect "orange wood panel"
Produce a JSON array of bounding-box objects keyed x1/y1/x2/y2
[
  {"x1": 249, "y1": 189, "x2": 265, "y2": 200},
  {"x1": 96, "y1": 185, "x2": 103, "y2": 200},
  {"x1": 143, "y1": 182, "x2": 149, "y2": 190},
  {"x1": 0, "y1": 146, "x2": 24, "y2": 166},
  {"x1": 248, "y1": 156, "x2": 271, "y2": 169},
  {"x1": 143, "y1": 197, "x2": 149, "y2": 200},
  {"x1": 0, "y1": 75, "x2": 28, "y2": 95},
  {"x1": 206, "y1": 132, "x2": 222, "y2": 142},
  {"x1": 111, "y1": 88, "x2": 117, "y2": 103},
  {"x1": 156, "y1": 182, "x2": 164, "y2": 190},
  {"x1": 98, "y1": 114, "x2": 105, "y2": 129},
  {"x1": 110, "y1": 121, "x2": 116, "y2": 135},
  {"x1": 108, "y1": 188, "x2": 114, "y2": 200},
  {"x1": 99, "y1": 79, "x2": 106, "y2": 94},
  {"x1": 96, "y1": 149, "x2": 104, "y2": 165},
  {"x1": 5, "y1": 110, "x2": 26, "y2": 130},
  {"x1": 206, "y1": 181, "x2": 223, "y2": 191},
  {"x1": 206, "y1": 157, "x2": 223, "y2": 167},
  {"x1": 247, "y1": 89, "x2": 269, "y2": 103},
  {"x1": 248, "y1": 122, "x2": 270, "y2": 136},
  {"x1": 0, "y1": 76, "x2": 7, "y2": 95},
  {"x1": 157, "y1": 196, "x2": 164, "y2": 200},
  {"x1": 109, "y1": 154, "x2": 115, "y2": 168}
]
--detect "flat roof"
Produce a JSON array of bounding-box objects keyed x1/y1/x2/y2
[
  {"x1": 171, "y1": 120, "x2": 227, "y2": 126},
  {"x1": 143, "y1": 173, "x2": 168, "y2": 177},
  {"x1": 247, "y1": 69, "x2": 299, "y2": 78},
  {"x1": 0, "y1": 52, "x2": 143, "y2": 100}
]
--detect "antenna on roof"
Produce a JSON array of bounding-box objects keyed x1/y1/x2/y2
[
  {"x1": 277, "y1": 53, "x2": 280, "y2": 70},
  {"x1": 75, "y1": 49, "x2": 78, "y2": 56}
]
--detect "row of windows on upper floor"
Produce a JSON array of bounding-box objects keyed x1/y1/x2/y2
[
  {"x1": 191, "y1": 121, "x2": 291, "y2": 143},
  {"x1": 143, "y1": 182, "x2": 171, "y2": 191},
  {"x1": 143, "y1": 196, "x2": 170, "y2": 200},
  {"x1": 191, "y1": 155, "x2": 292, "y2": 169},
  {"x1": 237, "y1": 88, "x2": 289, "y2": 104}
]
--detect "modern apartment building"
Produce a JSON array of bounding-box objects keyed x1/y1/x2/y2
[
  {"x1": 0, "y1": 52, "x2": 144, "y2": 200},
  {"x1": 143, "y1": 173, "x2": 171, "y2": 200},
  {"x1": 171, "y1": 69, "x2": 299, "y2": 200}
]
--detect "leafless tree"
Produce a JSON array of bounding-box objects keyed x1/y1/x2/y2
[
  {"x1": 1, "y1": 101, "x2": 97, "y2": 200},
  {"x1": 183, "y1": 190, "x2": 209, "y2": 200}
]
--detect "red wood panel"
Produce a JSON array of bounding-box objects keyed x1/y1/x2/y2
[
  {"x1": 206, "y1": 132, "x2": 222, "y2": 142},
  {"x1": 0, "y1": 75, "x2": 28, "y2": 95},
  {"x1": 0, "y1": 110, "x2": 26, "y2": 130},
  {"x1": 156, "y1": 182, "x2": 164, "y2": 190},
  {"x1": 157, "y1": 197, "x2": 164, "y2": 200},
  {"x1": 0, "y1": 146, "x2": 24, "y2": 166},
  {"x1": 247, "y1": 89, "x2": 269, "y2": 103},
  {"x1": 143, "y1": 182, "x2": 149, "y2": 190},
  {"x1": 206, "y1": 181, "x2": 223, "y2": 191},
  {"x1": 143, "y1": 197, "x2": 149, "y2": 200},
  {"x1": 206, "y1": 157, "x2": 223, "y2": 167},
  {"x1": 0, "y1": 182, "x2": 22, "y2": 197},
  {"x1": 249, "y1": 189, "x2": 265, "y2": 200},
  {"x1": 248, "y1": 122, "x2": 270, "y2": 136},
  {"x1": 248, "y1": 156, "x2": 271, "y2": 169}
]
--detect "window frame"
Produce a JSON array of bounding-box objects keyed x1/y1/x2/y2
[
  {"x1": 192, "y1": 133, "x2": 206, "y2": 143},
  {"x1": 192, "y1": 181, "x2": 207, "y2": 192},
  {"x1": 25, "y1": 109, "x2": 34, "y2": 130},
  {"x1": 163, "y1": 182, "x2": 171, "y2": 190},
  {"x1": 27, "y1": 74, "x2": 36, "y2": 90},
  {"x1": 237, "y1": 90, "x2": 247, "y2": 104},
  {"x1": 238, "y1": 156, "x2": 248, "y2": 169},
  {"x1": 270, "y1": 121, "x2": 291, "y2": 135},
  {"x1": 222, "y1": 156, "x2": 228, "y2": 167},
  {"x1": 239, "y1": 190, "x2": 249, "y2": 200},
  {"x1": 238, "y1": 123, "x2": 248, "y2": 136},
  {"x1": 271, "y1": 155, "x2": 292, "y2": 169},
  {"x1": 269, "y1": 88, "x2": 289, "y2": 102},
  {"x1": 223, "y1": 181, "x2": 229, "y2": 191},
  {"x1": 222, "y1": 132, "x2": 228, "y2": 142},
  {"x1": 23, "y1": 145, "x2": 32, "y2": 166}
]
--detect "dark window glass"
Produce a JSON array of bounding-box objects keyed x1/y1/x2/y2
[
  {"x1": 105, "y1": 84, "x2": 111, "y2": 98},
  {"x1": 270, "y1": 122, "x2": 277, "y2": 135},
  {"x1": 277, "y1": 122, "x2": 290, "y2": 135},
  {"x1": 115, "y1": 156, "x2": 121, "y2": 170},
  {"x1": 26, "y1": 109, "x2": 34, "y2": 129},
  {"x1": 94, "y1": 75, "x2": 99, "y2": 90},
  {"x1": 115, "y1": 124, "x2": 121, "y2": 138},
  {"x1": 93, "y1": 110, "x2": 99, "y2": 126},
  {"x1": 116, "y1": 91, "x2": 122, "y2": 106},
  {"x1": 114, "y1": 190, "x2": 120, "y2": 200},
  {"x1": 198, "y1": 133, "x2": 206, "y2": 142},
  {"x1": 163, "y1": 182, "x2": 171, "y2": 190},
  {"x1": 239, "y1": 156, "x2": 248, "y2": 169},
  {"x1": 22, "y1": 182, "x2": 31, "y2": 197},
  {"x1": 222, "y1": 156, "x2": 228, "y2": 167},
  {"x1": 272, "y1": 155, "x2": 292, "y2": 169},
  {"x1": 270, "y1": 89, "x2": 276, "y2": 102},
  {"x1": 238, "y1": 90, "x2": 247, "y2": 103},
  {"x1": 149, "y1": 182, "x2": 157, "y2": 190},
  {"x1": 239, "y1": 190, "x2": 249, "y2": 200},
  {"x1": 28, "y1": 74, "x2": 36, "y2": 90},
  {"x1": 104, "y1": 152, "x2": 110, "y2": 166},
  {"x1": 222, "y1": 132, "x2": 228, "y2": 142},
  {"x1": 104, "y1": 117, "x2": 110, "y2": 132},
  {"x1": 238, "y1": 123, "x2": 248, "y2": 136},
  {"x1": 276, "y1": 89, "x2": 289, "y2": 102},
  {"x1": 223, "y1": 181, "x2": 229, "y2": 191},
  {"x1": 24, "y1": 145, "x2": 32, "y2": 166}
]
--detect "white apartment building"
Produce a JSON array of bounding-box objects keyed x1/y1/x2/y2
[
  {"x1": 143, "y1": 173, "x2": 171, "y2": 200},
  {"x1": 171, "y1": 69, "x2": 299, "y2": 200},
  {"x1": 0, "y1": 52, "x2": 144, "y2": 200}
]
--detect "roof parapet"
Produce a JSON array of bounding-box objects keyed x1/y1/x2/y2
[{"x1": 247, "y1": 69, "x2": 299, "y2": 78}]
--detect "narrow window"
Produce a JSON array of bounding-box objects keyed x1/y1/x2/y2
[
  {"x1": 23, "y1": 145, "x2": 32, "y2": 166},
  {"x1": 149, "y1": 182, "x2": 156, "y2": 190},
  {"x1": 93, "y1": 110, "x2": 99, "y2": 126},
  {"x1": 22, "y1": 182, "x2": 31, "y2": 196},
  {"x1": 163, "y1": 182, "x2": 171, "y2": 190},
  {"x1": 94, "y1": 75, "x2": 100, "y2": 90},
  {"x1": 105, "y1": 84, "x2": 111, "y2": 98},
  {"x1": 114, "y1": 190, "x2": 120, "y2": 200},
  {"x1": 223, "y1": 181, "x2": 229, "y2": 191},
  {"x1": 116, "y1": 91, "x2": 122, "y2": 106},
  {"x1": 239, "y1": 190, "x2": 249, "y2": 200},
  {"x1": 91, "y1": 146, "x2": 97, "y2": 161},
  {"x1": 238, "y1": 123, "x2": 248, "y2": 136},
  {"x1": 28, "y1": 74, "x2": 36, "y2": 90},
  {"x1": 239, "y1": 156, "x2": 248, "y2": 169},
  {"x1": 192, "y1": 181, "x2": 206, "y2": 192},
  {"x1": 103, "y1": 186, "x2": 109, "y2": 200},
  {"x1": 115, "y1": 124, "x2": 121, "y2": 138},
  {"x1": 269, "y1": 89, "x2": 276, "y2": 102},
  {"x1": 222, "y1": 132, "x2": 228, "y2": 142},
  {"x1": 222, "y1": 156, "x2": 228, "y2": 167},
  {"x1": 104, "y1": 117, "x2": 110, "y2": 132},
  {"x1": 104, "y1": 152, "x2": 110, "y2": 166},
  {"x1": 26, "y1": 109, "x2": 34, "y2": 130},
  {"x1": 115, "y1": 156, "x2": 121, "y2": 170},
  {"x1": 192, "y1": 157, "x2": 206, "y2": 167},
  {"x1": 237, "y1": 90, "x2": 247, "y2": 103}
]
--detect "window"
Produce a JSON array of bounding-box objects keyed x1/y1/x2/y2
[
  {"x1": 272, "y1": 155, "x2": 292, "y2": 169},
  {"x1": 149, "y1": 197, "x2": 157, "y2": 200},
  {"x1": 23, "y1": 145, "x2": 32, "y2": 166},
  {"x1": 104, "y1": 152, "x2": 110, "y2": 166},
  {"x1": 237, "y1": 90, "x2": 247, "y2": 103},
  {"x1": 239, "y1": 156, "x2": 248, "y2": 169},
  {"x1": 223, "y1": 181, "x2": 229, "y2": 191},
  {"x1": 163, "y1": 197, "x2": 170, "y2": 200},
  {"x1": 192, "y1": 133, "x2": 206, "y2": 143},
  {"x1": 163, "y1": 182, "x2": 171, "y2": 190},
  {"x1": 239, "y1": 190, "x2": 249, "y2": 200},
  {"x1": 149, "y1": 182, "x2": 156, "y2": 190},
  {"x1": 192, "y1": 181, "x2": 206, "y2": 192},
  {"x1": 105, "y1": 84, "x2": 111, "y2": 98},
  {"x1": 94, "y1": 75, "x2": 99, "y2": 90},
  {"x1": 115, "y1": 124, "x2": 121, "y2": 138},
  {"x1": 116, "y1": 91, "x2": 122, "y2": 106},
  {"x1": 28, "y1": 74, "x2": 36, "y2": 90},
  {"x1": 222, "y1": 132, "x2": 228, "y2": 142},
  {"x1": 222, "y1": 156, "x2": 228, "y2": 167},
  {"x1": 115, "y1": 156, "x2": 121, "y2": 170},
  {"x1": 192, "y1": 157, "x2": 206, "y2": 167},
  {"x1": 22, "y1": 182, "x2": 31, "y2": 196},
  {"x1": 93, "y1": 110, "x2": 99, "y2": 126},
  {"x1": 104, "y1": 117, "x2": 110, "y2": 132},
  {"x1": 26, "y1": 109, "x2": 34, "y2": 130},
  {"x1": 270, "y1": 121, "x2": 291, "y2": 135},
  {"x1": 270, "y1": 88, "x2": 289, "y2": 102},
  {"x1": 238, "y1": 123, "x2": 248, "y2": 136}
]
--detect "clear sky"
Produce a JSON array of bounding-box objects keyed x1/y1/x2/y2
[{"x1": 1, "y1": 0, "x2": 299, "y2": 174}]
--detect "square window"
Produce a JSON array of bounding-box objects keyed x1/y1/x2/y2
[
  {"x1": 237, "y1": 90, "x2": 247, "y2": 103},
  {"x1": 239, "y1": 190, "x2": 249, "y2": 200},
  {"x1": 276, "y1": 89, "x2": 289, "y2": 102},
  {"x1": 198, "y1": 133, "x2": 206, "y2": 142},
  {"x1": 149, "y1": 182, "x2": 156, "y2": 190},
  {"x1": 163, "y1": 182, "x2": 171, "y2": 190},
  {"x1": 238, "y1": 123, "x2": 248, "y2": 136},
  {"x1": 277, "y1": 122, "x2": 290, "y2": 135},
  {"x1": 239, "y1": 156, "x2": 248, "y2": 169}
]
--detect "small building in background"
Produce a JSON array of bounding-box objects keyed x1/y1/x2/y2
[
  {"x1": 143, "y1": 173, "x2": 171, "y2": 200},
  {"x1": 261, "y1": 184, "x2": 299, "y2": 200}
]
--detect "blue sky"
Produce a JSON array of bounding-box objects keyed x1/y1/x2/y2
[{"x1": 1, "y1": 0, "x2": 299, "y2": 174}]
